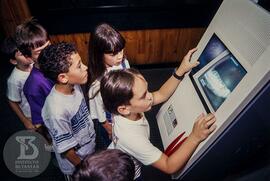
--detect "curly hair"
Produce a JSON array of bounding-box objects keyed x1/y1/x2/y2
[
  {"x1": 39, "y1": 42, "x2": 77, "y2": 82},
  {"x1": 73, "y1": 149, "x2": 135, "y2": 181},
  {"x1": 100, "y1": 68, "x2": 141, "y2": 115}
]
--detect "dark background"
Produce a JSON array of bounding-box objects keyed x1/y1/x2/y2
[{"x1": 27, "y1": 0, "x2": 223, "y2": 34}]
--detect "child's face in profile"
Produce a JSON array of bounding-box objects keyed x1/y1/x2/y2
[
  {"x1": 104, "y1": 49, "x2": 124, "y2": 68},
  {"x1": 14, "y1": 50, "x2": 33, "y2": 66},
  {"x1": 30, "y1": 41, "x2": 50, "y2": 62},
  {"x1": 127, "y1": 74, "x2": 154, "y2": 114},
  {"x1": 66, "y1": 52, "x2": 88, "y2": 85}
]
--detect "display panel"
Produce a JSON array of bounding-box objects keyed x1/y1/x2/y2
[{"x1": 190, "y1": 34, "x2": 247, "y2": 111}]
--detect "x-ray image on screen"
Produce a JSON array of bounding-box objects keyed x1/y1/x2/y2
[
  {"x1": 191, "y1": 34, "x2": 247, "y2": 111},
  {"x1": 191, "y1": 34, "x2": 227, "y2": 75}
]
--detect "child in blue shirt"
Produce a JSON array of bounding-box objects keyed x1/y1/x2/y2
[{"x1": 15, "y1": 18, "x2": 52, "y2": 142}]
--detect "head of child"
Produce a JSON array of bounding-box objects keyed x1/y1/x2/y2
[
  {"x1": 100, "y1": 68, "x2": 154, "y2": 120},
  {"x1": 88, "y1": 23, "x2": 126, "y2": 84},
  {"x1": 73, "y1": 149, "x2": 135, "y2": 181},
  {"x1": 1, "y1": 37, "x2": 32, "y2": 70},
  {"x1": 15, "y1": 18, "x2": 50, "y2": 63},
  {"x1": 39, "y1": 42, "x2": 88, "y2": 86}
]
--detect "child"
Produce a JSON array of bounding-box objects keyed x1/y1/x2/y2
[
  {"x1": 100, "y1": 48, "x2": 217, "y2": 179},
  {"x1": 1, "y1": 37, "x2": 34, "y2": 130},
  {"x1": 73, "y1": 149, "x2": 135, "y2": 181},
  {"x1": 15, "y1": 18, "x2": 52, "y2": 139},
  {"x1": 88, "y1": 23, "x2": 130, "y2": 148},
  {"x1": 40, "y1": 42, "x2": 96, "y2": 176}
]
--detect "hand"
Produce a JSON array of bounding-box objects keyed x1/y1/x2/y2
[
  {"x1": 102, "y1": 120, "x2": 112, "y2": 140},
  {"x1": 189, "y1": 113, "x2": 217, "y2": 143},
  {"x1": 176, "y1": 48, "x2": 199, "y2": 76}
]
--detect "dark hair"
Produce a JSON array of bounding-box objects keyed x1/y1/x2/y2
[
  {"x1": 15, "y1": 18, "x2": 48, "y2": 57},
  {"x1": 88, "y1": 23, "x2": 126, "y2": 86},
  {"x1": 39, "y1": 42, "x2": 77, "y2": 82},
  {"x1": 0, "y1": 37, "x2": 18, "y2": 61},
  {"x1": 100, "y1": 68, "x2": 141, "y2": 114},
  {"x1": 73, "y1": 149, "x2": 135, "y2": 181}
]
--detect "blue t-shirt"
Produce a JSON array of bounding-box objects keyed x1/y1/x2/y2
[{"x1": 23, "y1": 66, "x2": 54, "y2": 124}]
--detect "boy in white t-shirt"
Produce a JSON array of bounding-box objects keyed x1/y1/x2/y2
[
  {"x1": 1, "y1": 37, "x2": 34, "y2": 129},
  {"x1": 100, "y1": 48, "x2": 217, "y2": 180},
  {"x1": 40, "y1": 42, "x2": 96, "y2": 177}
]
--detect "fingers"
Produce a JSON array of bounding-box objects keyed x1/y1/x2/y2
[
  {"x1": 188, "y1": 47, "x2": 198, "y2": 55},
  {"x1": 203, "y1": 113, "x2": 216, "y2": 132},
  {"x1": 191, "y1": 60, "x2": 200, "y2": 68},
  {"x1": 197, "y1": 113, "x2": 216, "y2": 129},
  {"x1": 205, "y1": 117, "x2": 216, "y2": 127},
  {"x1": 191, "y1": 112, "x2": 217, "y2": 142},
  {"x1": 205, "y1": 113, "x2": 215, "y2": 121},
  {"x1": 185, "y1": 48, "x2": 199, "y2": 67},
  {"x1": 208, "y1": 124, "x2": 217, "y2": 132},
  {"x1": 196, "y1": 112, "x2": 205, "y2": 121},
  {"x1": 184, "y1": 47, "x2": 197, "y2": 60}
]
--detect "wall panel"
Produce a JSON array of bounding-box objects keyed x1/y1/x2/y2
[
  {"x1": 0, "y1": 0, "x2": 205, "y2": 65},
  {"x1": 50, "y1": 28, "x2": 205, "y2": 65}
]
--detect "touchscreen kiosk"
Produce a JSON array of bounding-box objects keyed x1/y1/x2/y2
[{"x1": 156, "y1": 0, "x2": 270, "y2": 179}]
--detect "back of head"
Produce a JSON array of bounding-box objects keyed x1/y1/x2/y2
[
  {"x1": 100, "y1": 68, "x2": 141, "y2": 115},
  {"x1": 15, "y1": 18, "x2": 48, "y2": 57},
  {"x1": 39, "y1": 42, "x2": 77, "y2": 82},
  {"x1": 88, "y1": 23, "x2": 126, "y2": 85},
  {"x1": 0, "y1": 37, "x2": 17, "y2": 61},
  {"x1": 73, "y1": 149, "x2": 135, "y2": 181}
]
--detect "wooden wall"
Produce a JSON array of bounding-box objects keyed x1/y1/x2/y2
[
  {"x1": 50, "y1": 28, "x2": 205, "y2": 65},
  {"x1": 0, "y1": 0, "x2": 206, "y2": 65},
  {"x1": 0, "y1": 0, "x2": 31, "y2": 36}
]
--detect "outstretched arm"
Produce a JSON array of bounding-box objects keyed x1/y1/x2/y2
[
  {"x1": 152, "y1": 113, "x2": 216, "y2": 174},
  {"x1": 152, "y1": 48, "x2": 199, "y2": 105}
]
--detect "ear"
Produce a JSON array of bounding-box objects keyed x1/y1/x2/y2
[
  {"x1": 58, "y1": 73, "x2": 69, "y2": 84},
  {"x1": 117, "y1": 105, "x2": 130, "y2": 116},
  {"x1": 9, "y1": 58, "x2": 17, "y2": 65}
]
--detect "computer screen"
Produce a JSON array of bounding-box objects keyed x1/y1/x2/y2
[{"x1": 190, "y1": 34, "x2": 247, "y2": 111}]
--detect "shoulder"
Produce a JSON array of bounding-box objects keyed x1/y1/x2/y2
[
  {"x1": 24, "y1": 71, "x2": 53, "y2": 92},
  {"x1": 7, "y1": 68, "x2": 27, "y2": 82},
  {"x1": 88, "y1": 80, "x2": 100, "y2": 96},
  {"x1": 43, "y1": 88, "x2": 59, "y2": 106},
  {"x1": 7, "y1": 69, "x2": 17, "y2": 84},
  {"x1": 43, "y1": 89, "x2": 68, "y2": 116},
  {"x1": 89, "y1": 80, "x2": 100, "y2": 89}
]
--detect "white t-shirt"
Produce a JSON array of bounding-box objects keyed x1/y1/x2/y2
[
  {"x1": 7, "y1": 67, "x2": 31, "y2": 118},
  {"x1": 88, "y1": 59, "x2": 130, "y2": 122},
  {"x1": 108, "y1": 114, "x2": 162, "y2": 179},
  {"x1": 42, "y1": 85, "x2": 96, "y2": 175}
]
